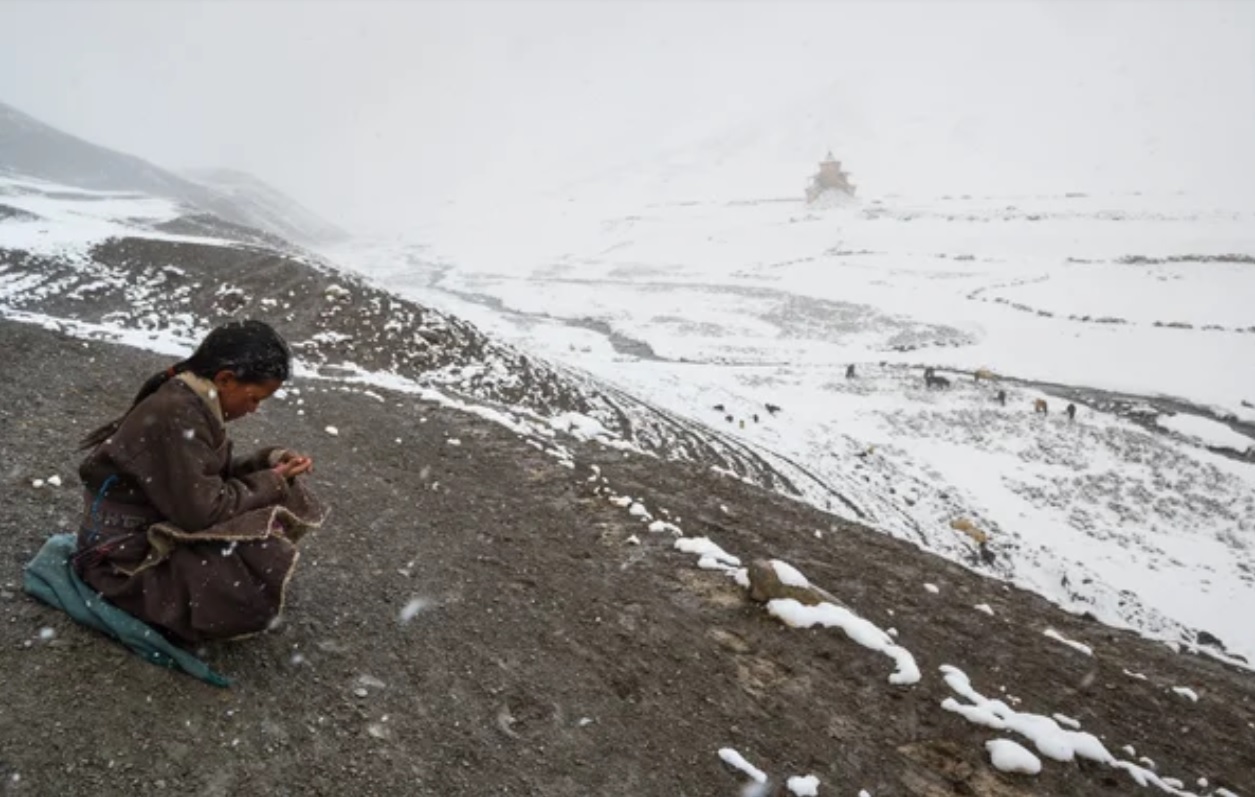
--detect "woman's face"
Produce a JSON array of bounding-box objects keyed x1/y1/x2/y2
[{"x1": 212, "y1": 372, "x2": 283, "y2": 421}]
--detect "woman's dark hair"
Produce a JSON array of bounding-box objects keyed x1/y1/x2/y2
[{"x1": 80, "y1": 320, "x2": 292, "y2": 450}]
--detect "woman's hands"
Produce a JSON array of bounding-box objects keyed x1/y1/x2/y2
[{"x1": 273, "y1": 451, "x2": 314, "y2": 480}]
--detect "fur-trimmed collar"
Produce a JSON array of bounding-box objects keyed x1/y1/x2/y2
[{"x1": 175, "y1": 372, "x2": 225, "y2": 427}]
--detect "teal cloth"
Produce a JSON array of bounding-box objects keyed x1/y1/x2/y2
[{"x1": 22, "y1": 533, "x2": 231, "y2": 687}]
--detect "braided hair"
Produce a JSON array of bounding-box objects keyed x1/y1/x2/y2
[{"x1": 80, "y1": 320, "x2": 292, "y2": 450}]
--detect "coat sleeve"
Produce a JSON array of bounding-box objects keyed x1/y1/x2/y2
[
  {"x1": 230, "y1": 446, "x2": 288, "y2": 476},
  {"x1": 114, "y1": 400, "x2": 289, "y2": 532}
]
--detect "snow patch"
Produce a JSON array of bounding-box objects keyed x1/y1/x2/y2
[
  {"x1": 941, "y1": 665, "x2": 1201, "y2": 794},
  {"x1": 770, "y1": 560, "x2": 809, "y2": 588},
  {"x1": 1157, "y1": 413, "x2": 1254, "y2": 452},
  {"x1": 717, "y1": 747, "x2": 767, "y2": 784},
  {"x1": 648, "y1": 519, "x2": 683, "y2": 535},
  {"x1": 786, "y1": 774, "x2": 821, "y2": 796},
  {"x1": 1043, "y1": 628, "x2": 1093, "y2": 656},
  {"x1": 1052, "y1": 713, "x2": 1081, "y2": 729},
  {"x1": 768, "y1": 599, "x2": 921, "y2": 685},
  {"x1": 986, "y1": 738, "x2": 1042, "y2": 775},
  {"x1": 674, "y1": 536, "x2": 741, "y2": 567}
]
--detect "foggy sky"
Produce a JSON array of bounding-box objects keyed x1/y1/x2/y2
[{"x1": 1, "y1": 0, "x2": 1252, "y2": 234}]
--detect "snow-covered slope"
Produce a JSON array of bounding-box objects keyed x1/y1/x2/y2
[
  {"x1": 182, "y1": 168, "x2": 346, "y2": 245},
  {"x1": 0, "y1": 100, "x2": 342, "y2": 245},
  {"x1": 0, "y1": 173, "x2": 798, "y2": 497},
  {"x1": 331, "y1": 189, "x2": 1255, "y2": 665}
]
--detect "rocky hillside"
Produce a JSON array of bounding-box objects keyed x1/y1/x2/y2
[{"x1": 0, "y1": 317, "x2": 1252, "y2": 796}]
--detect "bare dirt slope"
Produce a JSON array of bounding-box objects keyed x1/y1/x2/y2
[{"x1": 0, "y1": 318, "x2": 1252, "y2": 797}]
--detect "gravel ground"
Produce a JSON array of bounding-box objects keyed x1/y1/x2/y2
[{"x1": 0, "y1": 317, "x2": 1253, "y2": 796}]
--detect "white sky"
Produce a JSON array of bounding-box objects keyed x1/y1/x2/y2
[{"x1": 1, "y1": 0, "x2": 1252, "y2": 233}]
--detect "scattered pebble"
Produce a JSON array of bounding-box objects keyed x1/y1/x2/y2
[
  {"x1": 399, "y1": 598, "x2": 431, "y2": 623},
  {"x1": 356, "y1": 674, "x2": 387, "y2": 690}
]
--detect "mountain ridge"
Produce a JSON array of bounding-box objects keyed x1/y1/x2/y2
[{"x1": 0, "y1": 100, "x2": 344, "y2": 245}]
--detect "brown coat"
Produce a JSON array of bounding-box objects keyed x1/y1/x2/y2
[{"x1": 76, "y1": 373, "x2": 324, "y2": 645}]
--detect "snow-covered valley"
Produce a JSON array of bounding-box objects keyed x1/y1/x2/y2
[
  {"x1": 330, "y1": 190, "x2": 1255, "y2": 663},
  {"x1": 4, "y1": 162, "x2": 1255, "y2": 797}
]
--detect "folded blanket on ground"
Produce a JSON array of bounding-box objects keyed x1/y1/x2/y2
[{"x1": 23, "y1": 533, "x2": 230, "y2": 687}]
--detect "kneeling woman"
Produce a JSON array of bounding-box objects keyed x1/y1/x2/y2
[{"x1": 75, "y1": 320, "x2": 324, "y2": 646}]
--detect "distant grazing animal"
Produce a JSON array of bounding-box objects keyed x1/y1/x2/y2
[
  {"x1": 997, "y1": 390, "x2": 1007, "y2": 406},
  {"x1": 713, "y1": 403, "x2": 726, "y2": 412},
  {"x1": 725, "y1": 414, "x2": 734, "y2": 423},
  {"x1": 950, "y1": 517, "x2": 989, "y2": 545},
  {"x1": 752, "y1": 414, "x2": 760, "y2": 423},
  {"x1": 1034, "y1": 398, "x2": 1049, "y2": 415},
  {"x1": 924, "y1": 368, "x2": 951, "y2": 389},
  {"x1": 979, "y1": 543, "x2": 996, "y2": 566},
  {"x1": 974, "y1": 368, "x2": 995, "y2": 382},
  {"x1": 739, "y1": 419, "x2": 745, "y2": 429},
  {"x1": 765, "y1": 403, "x2": 782, "y2": 416},
  {"x1": 846, "y1": 364, "x2": 857, "y2": 379},
  {"x1": 857, "y1": 445, "x2": 876, "y2": 459},
  {"x1": 1066, "y1": 403, "x2": 1077, "y2": 421}
]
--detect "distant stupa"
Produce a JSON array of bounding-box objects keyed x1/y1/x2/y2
[{"x1": 805, "y1": 151, "x2": 856, "y2": 203}]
